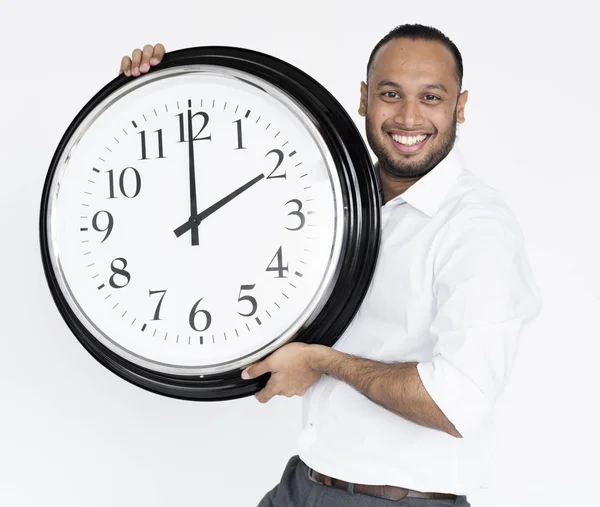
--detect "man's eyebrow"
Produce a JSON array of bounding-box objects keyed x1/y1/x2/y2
[
  {"x1": 374, "y1": 81, "x2": 449, "y2": 94},
  {"x1": 376, "y1": 80, "x2": 400, "y2": 89},
  {"x1": 421, "y1": 83, "x2": 448, "y2": 93}
]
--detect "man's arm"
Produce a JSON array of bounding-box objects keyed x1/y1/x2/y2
[
  {"x1": 242, "y1": 341, "x2": 461, "y2": 438},
  {"x1": 310, "y1": 345, "x2": 462, "y2": 437}
]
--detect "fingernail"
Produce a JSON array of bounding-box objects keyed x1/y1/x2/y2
[
  {"x1": 150, "y1": 58, "x2": 159, "y2": 65},
  {"x1": 124, "y1": 70, "x2": 131, "y2": 77},
  {"x1": 241, "y1": 370, "x2": 249, "y2": 380},
  {"x1": 140, "y1": 63, "x2": 149, "y2": 72},
  {"x1": 132, "y1": 67, "x2": 139, "y2": 76}
]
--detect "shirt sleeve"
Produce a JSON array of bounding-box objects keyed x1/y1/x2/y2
[{"x1": 416, "y1": 210, "x2": 542, "y2": 437}]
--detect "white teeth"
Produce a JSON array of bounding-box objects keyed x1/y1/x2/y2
[{"x1": 391, "y1": 134, "x2": 427, "y2": 146}]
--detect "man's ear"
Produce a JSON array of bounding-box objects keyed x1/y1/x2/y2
[
  {"x1": 358, "y1": 81, "x2": 367, "y2": 117},
  {"x1": 456, "y1": 90, "x2": 469, "y2": 124}
]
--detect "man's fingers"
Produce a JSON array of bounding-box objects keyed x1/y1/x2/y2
[
  {"x1": 119, "y1": 44, "x2": 166, "y2": 78},
  {"x1": 254, "y1": 380, "x2": 278, "y2": 403},
  {"x1": 241, "y1": 359, "x2": 271, "y2": 380},
  {"x1": 120, "y1": 56, "x2": 132, "y2": 76},
  {"x1": 151, "y1": 43, "x2": 166, "y2": 66},
  {"x1": 131, "y1": 49, "x2": 143, "y2": 77},
  {"x1": 255, "y1": 388, "x2": 275, "y2": 403},
  {"x1": 140, "y1": 45, "x2": 154, "y2": 73}
]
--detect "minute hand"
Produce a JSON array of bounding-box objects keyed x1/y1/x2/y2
[{"x1": 173, "y1": 173, "x2": 265, "y2": 238}]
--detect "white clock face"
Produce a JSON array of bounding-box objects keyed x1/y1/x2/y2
[{"x1": 46, "y1": 66, "x2": 345, "y2": 375}]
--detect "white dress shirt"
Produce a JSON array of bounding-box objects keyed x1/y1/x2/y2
[{"x1": 297, "y1": 148, "x2": 542, "y2": 494}]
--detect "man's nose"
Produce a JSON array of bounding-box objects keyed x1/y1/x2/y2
[{"x1": 392, "y1": 99, "x2": 423, "y2": 128}]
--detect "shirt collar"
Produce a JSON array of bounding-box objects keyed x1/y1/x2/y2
[{"x1": 381, "y1": 148, "x2": 464, "y2": 217}]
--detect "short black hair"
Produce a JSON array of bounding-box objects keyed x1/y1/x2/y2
[{"x1": 366, "y1": 24, "x2": 464, "y2": 89}]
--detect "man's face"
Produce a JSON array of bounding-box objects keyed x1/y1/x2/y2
[{"x1": 359, "y1": 38, "x2": 468, "y2": 180}]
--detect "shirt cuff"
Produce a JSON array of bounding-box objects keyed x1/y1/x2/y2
[{"x1": 417, "y1": 357, "x2": 492, "y2": 438}]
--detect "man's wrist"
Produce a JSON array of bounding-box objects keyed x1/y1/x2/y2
[{"x1": 308, "y1": 344, "x2": 343, "y2": 374}]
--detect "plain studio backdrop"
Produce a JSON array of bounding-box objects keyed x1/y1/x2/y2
[{"x1": 0, "y1": 1, "x2": 597, "y2": 506}]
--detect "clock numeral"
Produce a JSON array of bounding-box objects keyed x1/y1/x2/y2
[
  {"x1": 266, "y1": 149, "x2": 286, "y2": 179},
  {"x1": 139, "y1": 129, "x2": 166, "y2": 160},
  {"x1": 285, "y1": 199, "x2": 306, "y2": 231},
  {"x1": 109, "y1": 258, "x2": 131, "y2": 289},
  {"x1": 107, "y1": 167, "x2": 141, "y2": 199},
  {"x1": 177, "y1": 111, "x2": 212, "y2": 143},
  {"x1": 238, "y1": 284, "x2": 258, "y2": 317},
  {"x1": 189, "y1": 297, "x2": 212, "y2": 332},
  {"x1": 92, "y1": 210, "x2": 114, "y2": 243},
  {"x1": 266, "y1": 246, "x2": 288, "y2": 279},
  {"x1": 233, "y1": 119, "x2": 246, "y2": 150},
  {"x1": 149, "y1": 289, "x2": 167, "y2": 321}
]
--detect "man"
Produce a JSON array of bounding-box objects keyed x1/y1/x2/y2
[{"x1": 120, "y1": 24, "x2": 541, "y2": 506}]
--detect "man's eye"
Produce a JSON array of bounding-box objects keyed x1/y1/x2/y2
[
  {"x1": 424, "y1": 94, "x2": 440, "y2": 101},
  {"x1": 383, "y1": 91, "x2": 398, "y2": 98}
]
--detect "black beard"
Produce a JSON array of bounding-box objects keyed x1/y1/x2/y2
[{"x1": 366, "y1": 114, "x2": 457, "y2": 180}]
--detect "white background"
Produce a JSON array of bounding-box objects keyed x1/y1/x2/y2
[{"x1": 0, "y1": 1, "x2": 598, "y2": 506}]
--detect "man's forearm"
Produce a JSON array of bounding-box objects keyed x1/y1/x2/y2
[{"x1": 310, "y1": 346, "x2": 462, "y2": 438}]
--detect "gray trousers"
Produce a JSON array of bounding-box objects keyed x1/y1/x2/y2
[{"x1": 258, "y1": 456, "x2": 470, "y2": 507}]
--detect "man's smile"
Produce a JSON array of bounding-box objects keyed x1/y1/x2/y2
[{"x1": 388, "y1": 131, "x2": 432, "y2": 154}]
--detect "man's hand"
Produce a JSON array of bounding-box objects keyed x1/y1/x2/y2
[
  {"x1": 119, "y1": 44, "x2": 166, "y2": 77},
  {"x1": 241, "y1": 343, "x2": 325, "y2": 403}
]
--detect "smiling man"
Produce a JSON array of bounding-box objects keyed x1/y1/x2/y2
[
  {"x1": 362, "y1": 33, "x2": 468, "y2": 198},
  {"x1": 121, "y1": 23, "x2": 541, "y2": 507}
]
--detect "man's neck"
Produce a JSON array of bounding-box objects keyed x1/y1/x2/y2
[{"x1": 380, "y1": 171, "x2": 420, "y2": 204}]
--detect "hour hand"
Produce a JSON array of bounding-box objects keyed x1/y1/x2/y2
[{"x1": 174, "y1": 173, "x2": 265, "y2": 238}]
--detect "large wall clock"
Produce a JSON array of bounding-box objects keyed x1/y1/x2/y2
[{"x1": 40, "y1": 46, "x2": 381, "y2": 401}]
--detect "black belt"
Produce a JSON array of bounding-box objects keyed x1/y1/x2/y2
[{"x1": 308, "y1": 467, "x2": 458, "y2": 501}]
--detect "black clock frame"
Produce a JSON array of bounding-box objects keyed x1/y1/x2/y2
[{"x1": 39, "y1": 46, "x2": 381, "y2": 401}]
